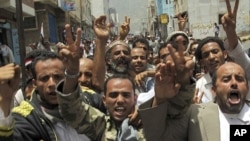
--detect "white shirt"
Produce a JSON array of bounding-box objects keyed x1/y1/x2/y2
[
  {"x1": 225, "y1": 40, "x2": 250, "y2": 80},
  {"x1": 195, "y1": 73, "x2": 214, "y2": 103},
  {"x1": 219, "y1": 103, "x2": 250, "y2": 141},
  {"x1": 196, "y1": 73, "x2": 250, "y2": 103},
  {"x1": 137, "y1": 88, "x2": 154, "y2": 106}
]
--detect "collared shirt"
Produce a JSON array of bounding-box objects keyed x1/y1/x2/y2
[
  {"x1": 219, "y1": 103, "x2": 250, "y2": 141},
  {"x1": 196, "y1": 73, "x2": 250, "y2": 103},
  {"x1": 195, "y1": 73, "x2": 214, "y2": 103}
]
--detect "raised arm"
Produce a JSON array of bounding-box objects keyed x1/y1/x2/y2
[
  {"x1": 117, "y1": 16, "x2": 130, "y2": 40},
  {"x1": 92, "y1": 15, "x2": 110, "y2": 92},
  {"x1": 0, "y1": 63, "x2": 20, "y2": 140},
  {"x1": 177, "y1": 13, "x2": 188, "y2": 31},
  {"x1": 57, "y1": 24, "x2": 106, "y2": 141},
  {"x1": 0, "y1": 63, "x2": 20, "y2": 117},
  {"x1": 221, "y1": 0, "x2": 239, "y2": 50}
]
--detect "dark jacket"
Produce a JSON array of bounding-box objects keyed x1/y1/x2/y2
[{"x1": 0, "y1": 91, "x2": 58, "y2": 141}]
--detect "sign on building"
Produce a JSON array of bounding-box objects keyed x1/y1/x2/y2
[{"x1": 58, "y1": 0, "x2": 77, "y2": 11}]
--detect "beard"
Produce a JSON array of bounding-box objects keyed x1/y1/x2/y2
[{"x1": 110, "y1": 58, "x2": 129, "y2": 73}]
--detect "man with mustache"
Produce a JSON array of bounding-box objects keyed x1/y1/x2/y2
[
  {"x1": 193, "y1": 0, "x2": 250, "y2": 104},
  {"x1": 105, "y1": 40, "x2": 131, "y2": 78},
  {"x1": 189, "y1": 62, "x2": 250, "y2": 141}
]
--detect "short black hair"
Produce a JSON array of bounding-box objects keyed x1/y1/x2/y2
[
  {"x1": 25, "y1": 49, "x2": 49, "y2": 70},
  {"x1": 195, "y1": 36, "x2": 225, "y2": 61},
  {"x1": 212, "y1": 63, "x2": 249, "y2": 87},
  {"x1": 103, "y1": 74, "x2": 135, "y2": 96},
  {"x1": 158, "y1": 41, "x2": 178, "y2": 58},
  {"x1": 31, "y1": 51, "x2": 62, "y2": 79},
  {"x1": 132, "y1": 38, "x2": 149, "y2": 49}
]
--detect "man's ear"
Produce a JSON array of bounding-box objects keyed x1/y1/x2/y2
[
  {"x1": 211, "y1": 85, "x2": 216, "y2": 97},
  {"x1": 105, "y1": 56, "x2": 111, "y2": 65},
  {"x1": 223, "y1": 50, "x2": 228, "y2": 60},
  {"x1": 102, "y1": 95, "x2": 106, "y2": 107},
  {"x1": 134, "y1": 93, "x2": 138, "y2": 102},
  {"x1": 32, "y1": 79, "x2": 37, "y2": 88}
]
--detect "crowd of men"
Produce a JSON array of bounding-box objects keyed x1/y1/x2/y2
[{"x1": 0, "y1": 0, "x2": 250, "y2": 141}]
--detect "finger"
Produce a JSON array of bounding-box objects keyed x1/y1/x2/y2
[
  {"x1": 198, "y1": 91, "x2": 204, "y2": 103},
  {"x1": 178, "y1": 44, "x2": 185, "y2": 57},
  {"x1": 174, "y1": 83, "x2": 181, "y2": 96},
  {"x1": 59, "y1": 48, "x2": 72, "y2": 58},
  {"x1": 125, "y1": 16, "x2": 127, "y2": 22},
  {"x1": 12, "y1": 65, "x2": 21, "y2": 91},
  {"x1": 233, "y1": 0, "x2": 239, "y2": 16},
  {"x1": 107, "y1": 22, "x2": 111, "y2": 29},
  {"x1": 127, "y1": 17, "x2": 130, "y2": 24},
  {"x1": 100, "y1": 15, "x2": 106, "y2": 24},
  {"x1": 168, "y1": 45, "x2": 185, "y2": 68},
  {"x1": 65, "y1": 24, "x2": 74, "y2": 46},
  {"x1": 168, "y1": 44, "x2": 176, "y2": 61},
  {"x1": 166, "y1": 60, "x2": 175, "y2": 76},
  {"x1": 194, "y1": 88, "x2": 199, "y2": 96},
  {"x1": 75, "y1": 28, "x2": 82, "y2": 50},
  {"x1": 135, "y1": 76, "x2": 141, "y2": 87},
  {"x1": 155, "y1": 63, "x2": 166, "y2": 81},
  {"x1": 225, "y1": 0, "x2": 232, "y2": 14},
  {"x1": 185, "y1": 58, "x2": 195, "y2": 70}
]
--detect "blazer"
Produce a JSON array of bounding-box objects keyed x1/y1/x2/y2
[
  {"x1": 188, "y1": 102, "x2": 220, "y2": 141},
  {"x1": 138, "y1": 85, "x2": 194, "y2": 141}
]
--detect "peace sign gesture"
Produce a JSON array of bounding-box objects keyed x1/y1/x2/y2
[
  {"x1": 221, "y1": 0, "x2": 239, "y2": 49},
  {"x1": 118, "y1": 16, "x2": 130, "y2": 40},
  {"x1": 58, "y1": 24, "x2": 82, "y2": 74},
  {"x1": 221, "y1": 0, "x2": 239, "y2": 32},
  {"x1": 153, "y1": 43, "x2": 194, "y2": 106}
]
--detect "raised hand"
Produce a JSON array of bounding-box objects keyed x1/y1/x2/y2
[
  {"x1": 58, "y1": 24, "x2": 82, "y2": 74},
  {"x1": 93, "y1": 15, "x2": 110, "y2": 41},
  {"x1": 168, "y1": 43, "x2": 194, "y2": 87},
  {"x1": 153, "y1": 43, "x2": 194, "y2": 106},
  {"x1": 221, "y1": 0, "x2": 239, "y2": 32},
  {"x1": 177, "y1": 13, "x2": 188, "y2": 31},
  {"x1": 221, "y1": 0, "x2": 239, "y2": 49},
  {"x1": 118, "y1": 16, "x2": 130, "y2": 40},
  {"x1": 0, "y1": 63, "x2": 20, "y2": 116},
  {"x1": 134, "y1": 71, "x2": 147, "y2": 88}
]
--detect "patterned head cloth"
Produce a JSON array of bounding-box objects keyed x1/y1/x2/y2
[
  {"x1": 105, "y1": 40, "x2": 130, "y2": 55},
  {"x1": 165, "y1": 31, "x2": 189, "y2": 44}
]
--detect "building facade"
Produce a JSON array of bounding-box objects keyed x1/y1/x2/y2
[{"x1": 174, "y1": 0, "x2": 250, "y2": 39}]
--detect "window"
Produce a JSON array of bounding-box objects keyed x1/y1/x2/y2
[
  {"x1": 23, "y1": 16, "x2": 38, "y2": 30},
  {"x1": 218, "y1": 14, "x2": 224, "y2": 24}
]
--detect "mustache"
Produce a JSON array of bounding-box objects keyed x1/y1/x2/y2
[{"x1": 115, "y1": 57, "x2": 130, "y2": 65}]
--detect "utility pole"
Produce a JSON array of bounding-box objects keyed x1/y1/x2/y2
[{"x1": 16, "y1": 0, "x2": 26, "y2": 86}]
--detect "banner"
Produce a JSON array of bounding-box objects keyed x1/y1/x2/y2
[{"x1": 58, "y1": 0, "x2": 76, "y2": 11}]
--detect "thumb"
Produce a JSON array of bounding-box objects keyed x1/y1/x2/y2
[{"x1": 10, "y1": 65, "x2": 21, "y2": 92}]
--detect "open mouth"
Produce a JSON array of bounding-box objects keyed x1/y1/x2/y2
[
  {"x1": 114, "y1": 106, "x2": 126, "y2": 116},
  {"x1": 48, "y1": 92, "x2": 57, "y2": 97},
  {"x1": 228, "y1": 91, "x2": 240, "y2": 104}
]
